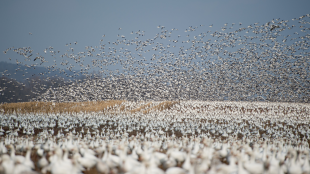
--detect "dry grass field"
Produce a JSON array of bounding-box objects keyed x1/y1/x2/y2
[
  {"x1": 0, "y1": 100, "x2": 124, "y2": 115},
  {"x1": 0, "y1": 100, "x2": 181, "y2": 116}
]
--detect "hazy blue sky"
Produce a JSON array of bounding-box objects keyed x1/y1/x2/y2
[{"x1": 1, "y1": 0, "x2": 310, "y2": 69}]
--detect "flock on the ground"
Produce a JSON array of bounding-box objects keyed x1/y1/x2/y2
[{"x1": 0, "y1": 101, "x2": 310, "y2": 174}]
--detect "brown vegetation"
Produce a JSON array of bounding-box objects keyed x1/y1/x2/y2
[
  {"x1": 130, "y1": 102, "x2": 153, "y2": 113},
  {"x1": 0, "y1": 100, "x2": 124, "y2": 115},
  {"x1": 0, "y1": 100, "x2": 181, "y2": 115},
  {"x1": 143, "y1": 101, "x2": 179, "y2": 114}
]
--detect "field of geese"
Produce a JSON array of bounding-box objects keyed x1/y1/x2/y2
[
  {"x1": 0, "y1": 14, "x2": 310, "y2": 174},
  {"x1": 0, "y1": 100, "x2": 310, "y2": 174}
]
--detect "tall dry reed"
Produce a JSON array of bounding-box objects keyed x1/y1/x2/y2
[
  {"x1": 143, "y1": 101, "x2": 178, "y2": 114},
  {"x1": 0, "y1": 100, "x2": 124, "y2": 115}
]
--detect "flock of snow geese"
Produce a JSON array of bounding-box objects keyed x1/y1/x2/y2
[
  {"x1": 1, "y1": 14, "x2": 310, "y2": 103},
  {"x1": 0, "y1": 14, "x2": 310, "y2": 173},
  {"x1": 0, "y1": 101, "x2": 310, "y2": 174}
]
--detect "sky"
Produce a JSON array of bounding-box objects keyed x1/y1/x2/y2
[{"x1": 1, "y1": 0, "x2": 310, "y2": 71}]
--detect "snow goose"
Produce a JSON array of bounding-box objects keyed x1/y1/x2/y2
[
  {"x1": 195, "y1": 151, "x2": 211, "y2": 173},
  {"x1": 182, "y1": 149, "x2": 192, "y2": 171},
  {"x1": 145, "y1": 160, "x2": 165, "y2": 174},
  {"x1": 265, "y1": 149, "x2": 281, "y2": 174},
  {"x1": 120, "y1": 146, "x2": 142, "y2": 173},
  {"x1": 287, "y1": 149, "x2": 302, "y2": 174},
  {"x1": 36, "y1": 146, "x2": 44, "y2": 157},
  {"x1": 136, "y1": 154, "x2": 165, "y2": 174},
  {"x1": 71, "y1": 152, "x2": 86, "y2": 174},
  {"x1": 236, "y1": 153, "x2": 249, "y2": 174},
  {"x1": 12, "y1": 162, "x2": 39, "y2": 174},
  {"x1": 37, "y1": 153, "x2": 49, "y2": 169},
  {"x1": 128, "y1": 145, "x2": 139, "y2": 160},
  {"x1": 103, "y1": 145, "x2": 121, "y2": 169},
  {"x1": 1, "y1": 154, "x2": 14, "y2": 174},
  {"x1": 0, "y1": 141, "x2": 7, "y2": 154},
  {"x1": 125, "y1": 162, "x2": 146, "y2": 174},
  {"x1": 96, "y1": 159, "x2": 110, "y2": 174},
  {"x1": 166, "y1": 167, "x2": 187, "y2": 174},
  {"x1": 49, "y1": 148, "x2": 74, "y2": 174},
  {"x1": 78, "y1": 147, "x2": 98, "y2": 170},
  {"x1": 243, "y1": 151, "x2": 265, "y2": 174},
  {"x1": 166, "y1": 145, "x2": 186, "y2": 165},
  {"x1": 23, "y1": 146, "x2": 35, "y2": 169},
  {"x1": 207, "y1": 154, "x2": 223, "y2": 174},
  {"x1": 216, "y1": 153, "x2": 238, "y2": 174},
  {"x1": 164, "y1": 153, "x2": 177, "y2": 169},
  {"x1": 8, "y1": 145, "x2": 25, "y2": 163},
  {"x1": 302, "y1": 150, "x2": 310, "y2": 174},
  {"x1": 153, "y1": 150, "x2": 168, "y2": 164},
  {"x1": 219, "y1": 143, "x2": 229, "y2": 159}
]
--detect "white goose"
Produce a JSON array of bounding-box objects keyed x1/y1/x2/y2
[
  {"x1": 120, "y1": 147, "x2": 142, "y2": 173},
  {"x1": 23, "y1": 146, "x2": 35, "y2": 169},
  {"x1": 144, "y1": 160, "x2": 165, "y2": 174},
  {"x1": 96, "y1": 160, "x2": 109, "y2": 174},
  {"x1": 266, "y1": 149, "x2": 281, "y2": 174},
  {"x1": 164, "y1": 153, "x2": 177, "y2": 169},
  {"x1": 8, "y1": 145, "x2": 25, "y2": 163},
  {"x1": 1, "y1": 154, "x2": 14, "y2": 174},
  {"x1": 287, "y1": 149, "x2": 302, "y2": 174},
  {"x1": 12, "y1": 162, "x2": 37, "y2": 174},
  {"x1": 216, "y1": 153, "x2": 238, "y2": 174},
  {"x1": 37, "y1": 153, "x2": 49, "y2": 170},
  {"x1": 166, "y1": 167, "x2": 187, "y2": 174},
  {"x1": 166, "y1": 145, "x2": 186, "y2": 165},
  {"x1": 49, "y1": 148, "x2": 74, "y2": 174},
  {"x1": 182, "y1": 149, "x2": 192, "y2": 171},
  {"x1": 126, "y1": 154, "x2": 164, "y2": 174},
  {"x1": 71, "y1": 152, "x2": 85, "y2": 174},
  {"x1": 236, "y1": 153, "x2": 249, "y2": 174},
  {"x1": 243, "y1": 151, "x2": 265, "y2": 174},
  {"x1": 302, "y1": 150, "x2": 310, "y2": 174},
  {"x1": 78, "y1": 147, "x2": 97, "y2": 170},
  {"x1": 102, "y1": 145, "x2": 121, "y2": 169}
]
